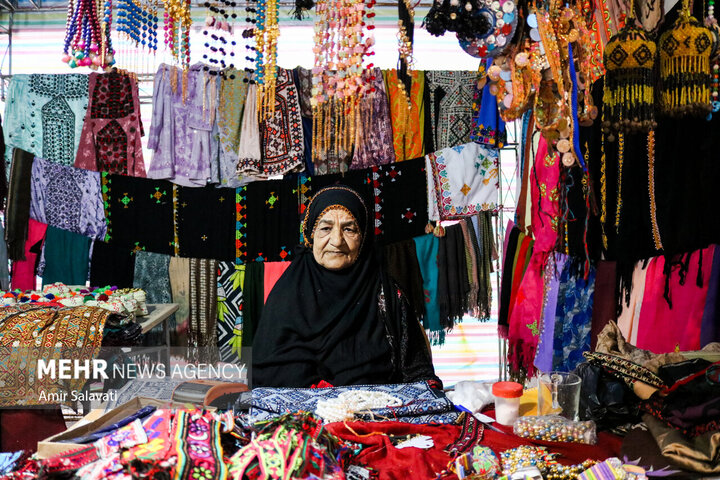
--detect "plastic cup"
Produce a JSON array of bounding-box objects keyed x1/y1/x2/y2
[{"x1": 537, "y1": 371, "x2": 581, "y2": 421}]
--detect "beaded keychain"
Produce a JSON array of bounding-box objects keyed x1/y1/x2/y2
[{"x1": 62, "y1": 0, "x2": 115, "y2": 70}]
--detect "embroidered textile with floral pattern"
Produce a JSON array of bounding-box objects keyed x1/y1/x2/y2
[
  {"x1": 3, "y1": 74, "x2": 89, "y2": 166},
  {"x1": 147, "y1": 64, "x2": 220, "y2": 187},
  {"x1": 426, "y1": 142, "x2": 499, "y2": 220},
  {"x1": 0, "y1": 304, "x2": 111, "y2": 407},
  {"x1": 103, "y1": 174, "x2": 174, "y2": 255},
  {"x1": 237, "y1": 68, "x2": 305, "y2": 178},
  {"x1": 229, "y1": 412, "x2": 350, "y2": 480}
]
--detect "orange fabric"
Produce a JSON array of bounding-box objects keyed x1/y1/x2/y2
[{"x1": 384, "y1": 69, "x2": 424, "y2": 162}]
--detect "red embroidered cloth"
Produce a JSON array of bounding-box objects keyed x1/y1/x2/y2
[{"x1": 327, "y1": 412, "x2": 622, "y2": 480}]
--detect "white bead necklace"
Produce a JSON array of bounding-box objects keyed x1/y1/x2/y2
[{"x1": 315, "y1": 390, "x2": 402, "y2": 423}]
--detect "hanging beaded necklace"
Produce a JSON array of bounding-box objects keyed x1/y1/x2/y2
[
  {"x1": 311, "y1": 0, "x2": 374, "y2": 165},
  {"x1": 658, "y1": 0, "x2": 713, "y2": 117},
  {"x1": 115, "y1": 0, "x2": 159, "y2": 72},
  {"x1": 163, "y1": 0, "x2": 192, "y2": 68},
  {"x1": 255, "y1": 0, "x2": 280, "y2": 119},
  {"x1": 62, "y1": 0, "x2": 115, "y2": 70},
  {"x1": 396, "y1": 0, "x2": 415, "y2": 136},
  {"x1": 202, "y1": 0, "x2": 239, "y2": 78}
]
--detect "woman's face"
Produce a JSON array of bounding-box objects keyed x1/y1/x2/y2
[{"x1": 312, "y1": 208, "x2": 362, "y2": 270}]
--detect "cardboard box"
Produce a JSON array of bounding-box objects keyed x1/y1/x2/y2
[{"x1": 37, "y1": 397, "x2": 186, "y2": 459}]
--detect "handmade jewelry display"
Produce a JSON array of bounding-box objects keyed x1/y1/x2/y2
[
  {"x1": 658, "y1": 0, "x2": 713, "y2": 116},
  {"x1": 705, "y1": 0, "x2": 720, "y2": 117},
  {"x1": 500, "y1": 445, "x2": 555, "y2": 476},
  {"x1": 513, "y1": 415, "x2": 598, "y2": 444},
  {"x1": 423, "y1": 0, "x2": 492, "y2": 45},
  {"x1": 62, "y1": 0, "x2": 115, "y2": 70},
  {"x1": 395, "y1": 0, "x2": 416, "y2": 138},
  {"x1": 458, "y1": 0, "x2": 518, "y2": 59}
]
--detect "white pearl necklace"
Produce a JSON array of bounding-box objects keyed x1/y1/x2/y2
[{"x1": 315, "y1": 390, "x2": 402, "y2": 423}]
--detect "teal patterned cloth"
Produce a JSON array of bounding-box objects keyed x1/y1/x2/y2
[
  {"x1": 133, "y1": 251, "x2": 173, "y2": 344},
  {"x1": 3, "y1": 74, "x2": 89, "y2": 166}
]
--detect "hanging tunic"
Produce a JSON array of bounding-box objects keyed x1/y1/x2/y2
[
  {"x1": 30, "y1": 156, "x2": 106, "y2": 239},
  {"x1": 75, "y1": 71, "x2": 146, "y2": 177},
  {"x1": 425, "y1": 70, "x2": 476, "y2": 151},
  {"x1": 352, "y1": 68, "x2": 396, "y2": 169},
  {"x1": 216, "y1": 69, "x2": 251, "y2": 187},
  {"x1": 3, "y1": 74, "x2": 89, "y2": 166},
  {"x1": 507, "y1": 136, "x2": 561, "y2": 377},
  {"x1": 383, "y1": 69, "x2": 425, "y2": 162},
  {"x1": 147, "y1": 63, "x2": 220, "y2": 187}
]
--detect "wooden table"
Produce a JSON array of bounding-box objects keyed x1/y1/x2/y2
[
  {"x1": 137, "y1": 303, "x2": 179, "y2": 349},
  {"x1": 130, "y1": 303, "x2": 179, "y2": 369}
]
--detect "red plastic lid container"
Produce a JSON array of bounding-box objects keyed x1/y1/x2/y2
[{"x1": 492, "y1": 381, "x2": 523, "y2": 399}]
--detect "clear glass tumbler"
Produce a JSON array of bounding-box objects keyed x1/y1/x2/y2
[{"x1": 537, "y1": 371, "x2": 581, "y2": 421}]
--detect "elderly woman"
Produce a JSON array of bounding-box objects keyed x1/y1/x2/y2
[{"x1": 252, "y1": 185, "x2": 440, "y2": 388}]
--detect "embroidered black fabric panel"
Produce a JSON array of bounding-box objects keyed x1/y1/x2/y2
[{"x1": 177, "y1": 185, "x2": 236, "y2": 261}]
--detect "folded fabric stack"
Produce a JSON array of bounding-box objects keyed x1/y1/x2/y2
[{"x1": 249, "y1": 381, "x2": 459, "y2": 425}]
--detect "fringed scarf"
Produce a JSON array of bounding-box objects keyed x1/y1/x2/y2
[
  {"x1": 189, "y1": 258, "x2": 219, "y2": 363},
  {"x1": 5, "y1": 148, "x2": 35, "y2": 261},
  {"x1": 475, "y1": 212, "x2": 495, "y2": 321},
  {"x1": 414, "y1": 234, "x2": 443, "y2": 344},
  {"x1": 437, "y1": 223, "x2": 470, "y2": 331},
  {"x1": 498, "y1": 223, "x2": 520, "y2": 338}
]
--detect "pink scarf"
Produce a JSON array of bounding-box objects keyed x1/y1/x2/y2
[
  {"x1": 11, "y1": 219, "x2": 47, "y2": 291},
  {"x1": 635, "y1": 246, "x2": 714, "y2": 353},
  {"x1": 507, "y1": 136, "x2": 560, "y2": 376}
]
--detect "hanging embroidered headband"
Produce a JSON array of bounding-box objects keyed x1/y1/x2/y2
[{"x1": 301, "y1": 186, "x2": 369, "y2": 249}]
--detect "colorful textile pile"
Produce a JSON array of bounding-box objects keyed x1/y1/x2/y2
[
  {"x1": 0, "y1": 304, "x2": 111, "y2": 407},
  {"x1": 0, "y1": 283, "x2": 147, "y2": 318},
  {"x1": 229, "y1": 412, "x2": 349, "y2": 480}
]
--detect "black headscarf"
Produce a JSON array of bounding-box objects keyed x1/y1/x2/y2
[{"x1": 252, "y1": 186, "x2": 394, "y2": 388}]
